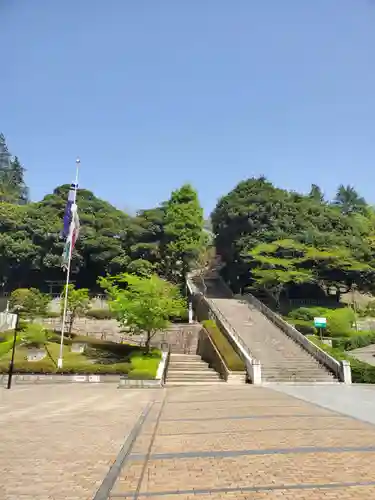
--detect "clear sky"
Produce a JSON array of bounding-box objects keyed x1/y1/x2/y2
[{"x1": 2, "y1": 0, "x2": 375, "y2": 215}]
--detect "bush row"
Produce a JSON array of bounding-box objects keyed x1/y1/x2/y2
[
  {"x1": 309, "y1": 336, "x2": 375, "y2": 384},
  {"x1": 287, "y1": 306, "x2": 355, "y2": 337},
  {"x1": 0, "y1": 359, "x2": 132, "y2": 374},
  {"x1": 202, "y1": 319, "x2": 245, "y2": 372},
  {"x1": 333, "y1": 332, "x2": 375, "y2": 351}
]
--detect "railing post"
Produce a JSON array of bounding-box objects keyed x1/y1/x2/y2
[
  {"x1": 340, "y1": 360, "x2": 352, "y2": 384},
  {"x1": 246, "y1": 359, "x2": 261, "y2": 385}
]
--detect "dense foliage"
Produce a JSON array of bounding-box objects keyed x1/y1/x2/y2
[
  {"x1": 0, "y1": 134, "x2": 206, "y2": 293},
  {"x1": 99, "y1": 272, "x2": 186, "y2": 352},
  {"x1": 212, "y1": 177, "x2": 375, "y2": 306}
]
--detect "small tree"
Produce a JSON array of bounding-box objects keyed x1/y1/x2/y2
[
  {"x1": 61, "y1": 284, "x2": 90, "y2": 336},
  {"x1": 99, "y1": 273, "x2": 186, "y2": 352},
  {"x1": 10, "y1": 288, "x2": 50, "y2": 321},
  {"x1": 21, "y1": 323, "x2": 49, "y2": 348}
]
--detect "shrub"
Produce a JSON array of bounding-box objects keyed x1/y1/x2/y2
[
  {"x1": 169, "y1": 308, "x2": 189, "y2": 323},
  {"x1": 364, "y1": 301, "x2": 375, "y2": 318},
  {"x1": 0, "y1": 359, "x2": 132, "y2": 374},
  {"x1": 202, "y1": 319, "x2": 246, "y2": 371},
  {"x1": 288, "y1": 307, "x2": 330, "y2": 322},
  {"x1": 289, "y1": 319, "x2": 317, "y2": 336},
  {"x1": 333, "y1": 332, "x2": 375, "y2": 351},
  {"x1": 325, "y1": 308, "x2": 355, "y2": 337},
  {"x1": 128, "y1": 369, "x2": 156, "y2": 380},
  {"x1": 309, "y1": 336, "x2": 375, "y2": 384},
  {"x1": 0, "y1": 337, "x2": 14, "y2": 357},
  {"x1": 47, "y1": 311, "x2": 61, "y2": 318},
  {"x1": 85, "y1": 308, "x2": 115, "y2": 320},
  {"x1": 21, "y1": 323, "x2": 49, "y2": 348}
]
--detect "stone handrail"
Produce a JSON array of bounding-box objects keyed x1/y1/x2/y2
[
  {"x1": 186, "y1": 277, "x2": 262, "y2": 384},
  {"x1": 197, "y1": 327, "x2": 230, "y2": 381},
  {"x1": 238, "y1": 293, "x2": 351, "y2": 384},
  {"x1": 156, "y1": 350, "x2": 169, "y2": 385}
]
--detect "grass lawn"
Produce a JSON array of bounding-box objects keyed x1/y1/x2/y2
[{"x1": 0, "y1": 334, "x2": 161, "y2": 378}]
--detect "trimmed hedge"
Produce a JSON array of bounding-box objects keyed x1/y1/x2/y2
[
  {"x1": 0, "y1": 335, "x2": 161, "y2": 378},
  {"x1": 288, "y1": 319, "x2": 317, "y2": 336},
  {"x1": 203, "y1": 319, "x2": 245, "y2": 372},
  {"x1": 85, "y1": 308, "x2": 115, "y2": 320},
  {"x1": 309, "y1": 336, "x2": 375, "y2": 384},
  {"x1": 287, "y1": 306, "x2": 355, "y2": 337},
  {"x1": 0, "y1": 338, "x2": 14, "y2": 357},
  {"x1": 0, "y1": 360, "x2": 132, "y2": 374},
  {"x1": 333, "y1": 332, "x2": 375, "y2": 351}
]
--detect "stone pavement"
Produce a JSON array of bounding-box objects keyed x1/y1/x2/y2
[
  {"x1": 2, "y1": 384, "x2": 375, "y2": 499},
  {"x1": 0, "y1": 385, "x2": 162, "y2": 500}
]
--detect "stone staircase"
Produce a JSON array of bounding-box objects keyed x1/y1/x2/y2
[
  {"x1": 166, "y1": 353, "x2": 225, "y2": 386},
  {"x1": 197, "y1": 277, "x2": 337, "y2": 383}
]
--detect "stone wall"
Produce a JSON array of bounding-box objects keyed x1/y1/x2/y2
[{"x1": 41, "y1": 317, "x2": 200, "y2": 353}]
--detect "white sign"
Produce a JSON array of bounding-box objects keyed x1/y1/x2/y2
[
  {"x1": 73, "y1": 375, "x2": 87, "y2": 382},
  {"x1": 314, "y1": 317, "x2": 327, "y2": 328},
  {"x1": 89, "y1": 375, "x2": 100, "y2": 383}
]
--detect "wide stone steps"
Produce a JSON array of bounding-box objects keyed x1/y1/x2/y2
[
  {"x1": 200, "y1": 278, "x2": 336, "y2": 383},
  {"x1": 166, "y1": 354, "x2": 224, "y2": 386}
]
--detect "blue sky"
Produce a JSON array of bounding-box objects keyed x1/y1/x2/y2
[{"x1": 2, "y1": 1, "x2": 375, "y2": 215}]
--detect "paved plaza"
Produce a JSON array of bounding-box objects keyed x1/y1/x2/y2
[{"x1": 1, "y1": 384, "x2": 375, "y2": 499}]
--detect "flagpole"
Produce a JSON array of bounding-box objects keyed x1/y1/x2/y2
[{"x1": 58, "y1": 158, "x2": 80, "y2": 369}]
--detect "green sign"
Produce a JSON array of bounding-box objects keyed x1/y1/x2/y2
[{"x1": 314, "y1": 317, "x2": 327, "y2": 329}]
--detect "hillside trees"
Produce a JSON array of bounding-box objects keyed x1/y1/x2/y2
[
  {"x1": 0, "y1": 178, "x2": 206, "y2": 291},
  {"x1": 212, "y1": 177, "x2": 375, "y2": 298}
]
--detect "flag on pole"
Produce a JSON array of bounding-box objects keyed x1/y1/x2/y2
[
  {"x1": 62, "y1": 183, "x2": 78, "y2": 238},
  {"x1": 62, "y1": 202, "x2": 80, "y2": 270}
]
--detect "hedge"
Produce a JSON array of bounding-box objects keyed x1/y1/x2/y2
[
  {"x1": 287, "y1": 306, "x2": 355, "y2": 337},
  {"x1": 85, "y1": 309, "x2": 116, "y2": 320},
  {"x1": 0, "y1": 336, "x2": 161, "y2": 378},
  {"x1": 0, "y1": 360, "x2": 132, "y2": 374},
  {"x1": 288, "y1": 319, "x2": 317, "y2": 336},
  {"x1": 309, "y1": 336, "x2": 375, "y2": 384},
  {"x1": 202, "y1": 319, "x2": 245, "y2": 372},
  {"x1": 333, "y1": 332, "x2": 375, "y2": 351}
]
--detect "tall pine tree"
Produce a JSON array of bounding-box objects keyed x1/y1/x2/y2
[
  {"x1": 0, "y1": 134, "x2": 29, "y2": 204},
  {"x1": 161, "y1": 184, "x2": 205, "y2": 283}
]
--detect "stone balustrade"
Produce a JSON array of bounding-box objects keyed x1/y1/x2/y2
[{"x1": 238, "y1": 293, "x2": 351, "y2": 384}]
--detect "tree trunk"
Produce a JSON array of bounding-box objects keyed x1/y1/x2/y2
[
  {"x1": 68, "y1": 312, "x2": 75, "y2": 338},
  {"x1": 145, "y1": 331, "x2": 151, "y2": 354}
]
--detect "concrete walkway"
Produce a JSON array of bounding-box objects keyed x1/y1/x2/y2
[
  {"x1": 2, "y1": 384, "x2": 375, "y2": 499},
  {"x1": 270, "y1": 383, "x2": 375, "y2": 426}
]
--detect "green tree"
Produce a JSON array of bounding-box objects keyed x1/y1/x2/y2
[
  {"x1": 212, "y1": 176, "x2": 375, "y2": 293},
  {"x1": 248, "y1": 240, "x2": 314, "y2": 308},
  {"x1": 0, "y1": 134, "x2": 29, "y2": 204},
  {"x1": 61, "y1": 284, "x2": 90, "y2": 335},
  {"x1": 161, "y1": 184, "x2": 205, "y2": 283},
  {"x1": 247, "y1": 239, "x2": 375, "y2": 307},
  {"x1": 334, "y1": 184, "x2": 367, "y2": 215},
  {"x1": 127, "y1": 259, "x2": 155, "y2": 277},
  {"x1": 99, "y1": 273, "x2": 185, "y2": 352},
  {"x1": 9, "y1": 288, "x2": 50, "y2": 321},
  {"x1": 21, "y1": 323, "x2": 49, "y2": 348},
  {"x1": 309, "y1": 184, "x2": 324, "y2": 203}
]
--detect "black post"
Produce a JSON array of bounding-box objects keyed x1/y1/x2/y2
[
  {"x1": 319, "y1": 327, "x2": 323, "y2": 342},
  {"x1": 7, "y1": 313, "x2": 20, "y2": 390}
]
